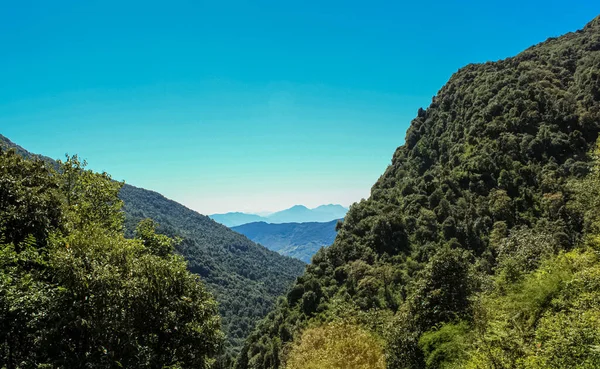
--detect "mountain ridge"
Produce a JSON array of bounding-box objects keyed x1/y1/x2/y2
[
  {"x1": 210, "y1": 204, "x2": 348, "y2": 227},
  {"x1": 232, "y1": 219, "x2": 340, "y2": 263}
]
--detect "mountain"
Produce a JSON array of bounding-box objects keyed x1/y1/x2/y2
[
  {"x1": 264, "y1": 205, "x2": 315, "y2": 223},
  {"x1": 210, "y1": 205, "x2": 348, "y2": 227},
  {"x1": 267, "y1": 204, "x2": 347, "y2": 223},
  {"x1": 209, "y1": 212, "x2": 266, "y2": 227},
  {"x1": 237, "y1": 16, "x2": 600, "y2": 369},
  {"x1": 311, "y1": 204, "x2": 348, "y2": 219},
  {"x1": 0, "y1": 135, "x2": 306, "y2": 362},
  {"x1": 232, "y1": 219, "x2": 339, "y2": 263}
]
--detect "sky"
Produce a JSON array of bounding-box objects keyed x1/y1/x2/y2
[{"x1": 1, "y1": 1, "x2": 599, "y2": 214}]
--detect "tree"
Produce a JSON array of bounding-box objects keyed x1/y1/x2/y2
[
  {"x1": 284, "y1": 322, "x2": 385, "y2": 369},
  {"x1": 0, "y1": 151, "x2": 224, "y2": 368}
]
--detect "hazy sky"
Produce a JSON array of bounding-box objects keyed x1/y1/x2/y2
[{"x1": 1, "y1": 1, "x2": 599, "y2": 214}]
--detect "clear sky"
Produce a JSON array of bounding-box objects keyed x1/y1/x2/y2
[{"x1": 1, "y1": 1, "x2": 599, "y2": 214}]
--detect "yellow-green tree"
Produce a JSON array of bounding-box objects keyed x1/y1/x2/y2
[{"x1": 284, "y1": 322, "x2": 385, "y2": 369}]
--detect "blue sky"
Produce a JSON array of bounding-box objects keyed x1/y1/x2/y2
[{"x1": 1, "y1": 1, "x2": 599, "y2": 214}]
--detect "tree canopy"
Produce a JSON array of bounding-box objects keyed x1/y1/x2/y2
[{"x1": 0, "y1": 149, "x2": 222, "y2": 368}]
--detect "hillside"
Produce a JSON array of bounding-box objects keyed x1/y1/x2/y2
[
  {"x1": 0, "y1": 135, "x2": 306, "y2": 362},
  {"x1": 210, "y1": 205, "x2": 348, "y2": 227},
  {"x1": 237, "y1": 16, "x2": 600, "y2": 369},
  {"x1": 119, "y1": 185, "x2": 306, "y2": 359},
  {"x1": 232, "y1": 219, "x2": 339, "y2": 263}
]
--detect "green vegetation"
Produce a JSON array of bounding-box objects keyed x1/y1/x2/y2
[
  {"x1": 0, "y1": 150, "x2": 222, "y2": 368},
  {"x1": 284, "y1": 322, "x2": 385, "y2": 369},
  {"x1": 237, "y1": 16, "x2": 600, "y2": 369}
]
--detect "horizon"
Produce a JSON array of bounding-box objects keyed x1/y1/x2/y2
[
  {"x1": 211, "y1": 203, "x2": 348, "y2": 216},
  {"x1": 1, "y1": 1, "x2": 599, "y2": 214}
]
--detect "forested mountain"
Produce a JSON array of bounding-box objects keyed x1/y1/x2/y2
[
  {"x1": 210, "y1": 205, "x2": 348, "y2": 227},
  {"x1": 232, "y1": 219, "x2": 339, "y2": 263},
  {"x1": 119, "y1": 185, "x2": 305, "y2": 360},
  {"x1": 237, "y1": 16, "x2": 600, "y2": 369},
  {"x1": 0, "y1": 134, "x2": 306, "y2": 363}
]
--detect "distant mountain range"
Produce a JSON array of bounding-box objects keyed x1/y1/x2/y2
[
  {"x1": 210, "y1": 204, "x2": 348, "y2": 227},
  {"x1": 232, "y1": 219, "x2": 339, "y2": 263}
]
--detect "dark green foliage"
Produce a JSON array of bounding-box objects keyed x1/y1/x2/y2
[
  {"x1": 232, "y1": 220, "x2": 339, "y2": 263},
  {"x1": 0, "y1": 149, "x2": 62, "y2": 247},
  {"x1": 135, "y1": 218, "x2": 178, "y2": 257},
  {"x1": 410, "y1": 247, "x2": 475, "y2": 329},
  {"x1": 0, "y1": 149, "x2": 223, "y2": 368},
  {"x1": 237, "y1": 16, "x2": 600, "y2": 369}
]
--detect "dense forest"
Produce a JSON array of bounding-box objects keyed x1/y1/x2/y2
[
  {"x1": 0, "y1": 135, "x2": 306, "y2": 365},
  {"x1": 236, "y1": 16, "x2": 600, "y2": 369}
]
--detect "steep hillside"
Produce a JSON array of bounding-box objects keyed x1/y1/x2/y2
[
  {"x1": 120, "y1": 185, "x2": 306, "y2": 358},
  {"x1": 232, "y1": 219, "x2": 339, "y2": 263},
  {"x1": 237, "y1": 16, "x2": 600, "y2": 369},
  {"x1": 0, "y1": 135, "x2": 306, "y2": 361}
]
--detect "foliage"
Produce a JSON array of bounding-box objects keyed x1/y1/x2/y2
[
  {"x1": 283, "y1": 322, "x2": 385, "y2": 369},
  {"x1": 418, "y1": 321, "x2": 470, "y2": 369},
  {"x1": 0, "y1": 148, "x2": 223, "y2": 368},
  {"x1": 459, "y1": 247, "x2": 600, "y2": 369},
  {"x1": 0, "y1": 148, "x2": 62, "y2": 248}
]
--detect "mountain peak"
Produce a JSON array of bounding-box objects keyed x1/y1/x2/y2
[
  {"x1": 289, "y1": 205, "x2": 309, "y2": 210},
  {"x1": 210, "y1": 204, "x2": 349, "y2": 227}
]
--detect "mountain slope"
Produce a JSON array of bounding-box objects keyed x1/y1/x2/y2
[
  {"x1": 0, "y1": 135, "x2": 306, "y2": 361},
  {"x1": 232, "y1": 219, "x2": 339, "y2": 263},
  {"x1": 119, "y1": 185, "x2": 306, "y2": 357},
  {"x1": 237, "y1": 16, "x2": 600, "y2": 369}
]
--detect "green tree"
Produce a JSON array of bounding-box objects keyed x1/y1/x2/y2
[{"x1": 0, "y1": 151, "x2": 224, "y2": 368}]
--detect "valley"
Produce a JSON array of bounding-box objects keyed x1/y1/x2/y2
[
  {"x1": 232, "y1": 219, "x2": 339, "y2": 263},
  {"x1": 2, "y1": 8, "x2": 600, "y2": 369}
]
